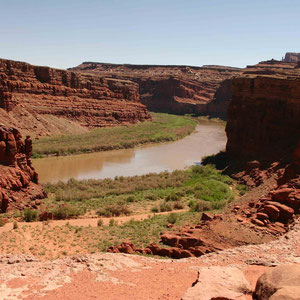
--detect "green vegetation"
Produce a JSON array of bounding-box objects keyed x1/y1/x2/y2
[
  {"x1": 32, "y1": 113, "x2": 197, "y2": 157},
  {"x1": 236, "y1": 184, "x2": 250, "y2": 196},
  {"x1": 42, "y1": 165, "x2": 235, "y2": 218},
  {"x1": 23, "y1": 209, "x2": 38, "y2": 222},
  {"x1": 96, "y1": 212, "x2": 201, "y2": 251}
]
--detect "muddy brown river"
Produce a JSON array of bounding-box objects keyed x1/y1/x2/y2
[{"x1": 33, "y1": 121, "x2": 227, "y2": 183}]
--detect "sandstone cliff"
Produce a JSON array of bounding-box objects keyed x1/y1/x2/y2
[
  {"x1": 0, "y1": 125, "x2": 45, "y2": 213},
  {"x1": 226, "y1": 73, "x2": 300, "y2": 163},
  {"x1": 0, "y1": 59, "x2": 151, "y2": 137},
  {"x1": 70, "y1": 62, "x2": 242, "y2": 118}
]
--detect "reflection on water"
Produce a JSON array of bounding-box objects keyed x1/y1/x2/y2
[{"x1": 33, "y1": 121, "x2": 227, "y2": 183}]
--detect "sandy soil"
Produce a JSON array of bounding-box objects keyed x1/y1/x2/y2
[{"x1": 0, "y1": 219, "x2": 299, "y2": 299}]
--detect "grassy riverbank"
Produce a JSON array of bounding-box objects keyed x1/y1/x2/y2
[
  {"x1": 0, "y1": 165, "x2": 243, "y2": 258},
  {"x1": 32, "y1": 113, "x2": 197, "y2": 157},
  {"x1": 28, "y1": 165, "x2": 235, "y2": 220}
]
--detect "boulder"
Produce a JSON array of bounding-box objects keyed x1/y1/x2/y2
[
  {"x1": 256, "y1": 212, "x2": 269, "y2": 220},
  {"x1": 269, "y1": 286, "x2": 300, "y2": 300},
  {"x1": 255, "y1": 264, "x2": 300, "y2": 300},
  {"x1": 201, "y1": 212, "x2": 213, "y2": 221},
  {"x1": 183, "y1": 266, "x2": 251, "y2": 300},
  {"x1": 262, "y1": 205, "x2": 280, "y2": 221}
]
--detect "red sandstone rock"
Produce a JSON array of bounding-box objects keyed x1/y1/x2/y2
[
  {"x1": 70, "y1": 62, "x2": 242, "y2": 117},
  {"x1": 200, "y1": 212, "x2": 213, "y2": 221},
  {"x1": 226, "y1": 74, "x2": 300, "y2": 163},
  {"x1": 262, "y1": 205, "x2": 280, "y2": 221},
  {"x1": 0, "y1": 58, "x2": 151, "y2": 135},
  {"x1": 0, "y1": 125, "x2": 46, "y2": 212},
  {"x1": 256, "y1": 213, "x2": 269, "y2": 221},
  {"x1": 251, "y1": 218, "x2": 265, "y2": 227}
]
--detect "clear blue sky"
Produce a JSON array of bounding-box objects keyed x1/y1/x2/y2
[{"x1": 1, "y1": 0, "x2": 299, "y2": 69}]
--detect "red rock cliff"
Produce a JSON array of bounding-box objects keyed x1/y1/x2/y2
[
  {"x1": 0, "y1": 125, "x2": 46, "y2": 212},
  {"x1": 70, "y1": 63, "x2": 242, "y2": 118},
  {"x1": 0, "y1": 59, "x2": 151, "y2": 136},
  {"x1": 226, "y1": 75, "x2": 300, "y2": 163}
]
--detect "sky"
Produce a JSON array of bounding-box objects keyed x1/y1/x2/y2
[{"x1": 1, "y1": 0, "x2": 299, "y2": 69}]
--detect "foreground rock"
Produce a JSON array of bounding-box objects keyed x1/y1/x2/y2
[
  {"x1": 254, "y1": 264, "x2": 300, "y2": 300},
  {"x1": 0, "y1": 125, "x2": 45, "y2": 212},
  {"x1": 0, "y1": 58, "x2": 151, "y2": 137},
  {"x1": 183, "y1": 266, "x2": 251, "y2": 300}
]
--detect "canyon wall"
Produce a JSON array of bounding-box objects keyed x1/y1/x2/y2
[
  {"x1": 0, "y1": 125, "x2": 45, "y2": 213},
  {"x1": 0, "y1": 59, "x2": 151, "y2": 137},
  {"x1": 226, "y1": 74, "x2": 300, "y2": 163},
  {"x1": 70, "y1": 63, "x2": 242, "y2": 118}
]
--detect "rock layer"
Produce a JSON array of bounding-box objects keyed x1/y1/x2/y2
[
  {"x1": 0, "y1": 125, "x2": 45, "y2": 212},
  {"x1": 0, "y1": 58, "x2": 151, "y2": 137},
  {"x1": 70, "y1": 62, "x2": 242, "y2": 118}
]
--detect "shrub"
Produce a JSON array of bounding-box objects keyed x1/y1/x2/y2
[
  {"x1": 236, "y1": 184, "x2": 250, "y2": 195},
  {"x1": 151, "y1": 206, "x2": 159, "y2": 213},
  {"x1": 159, "y1": 201, "x2": 173, "y2": 212},
  {"x1": 97, "y1": 203, "x2": 131, "y2": 217},
  {"x1": 190, "y1": 200, "x2": 213, "y2": 212},
  {"x1": 167, "y1": 213, "x2": 177, "y2": 224},
  {"x1": 23, "y1": 209, "x2": 38, "y2": 222},
  {"x1": 52, "y1": 206, "x2": 82, "y2": 220},
  {"x1": 13, "y1": 221, "x2": 18, "y2": 230},
  {"x1": 165, "y1": 192, "x2": 180, "y2": 202},
  {"x1": 173, "y1": 201, "x2": 184, "y2": 210},
  {"x1": 126, "y1": 195, "x2": 136, "y2": 203},
  {"x1": 97, "y1": 219, "x2": 103, "y2": 227},
  {"x1": 109, "y1": 219, "x2": 115, "y2": 227}
]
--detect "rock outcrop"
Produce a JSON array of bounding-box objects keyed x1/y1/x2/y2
[
  {"x1": 254, "y1": 264, "x2": 300, "y2": 300},
  {"x1": 0, "y1": 58, "x2": 151, "y2": 137},
  {"x1": 183, "y1": 266, "x2": 251, "y2": 300},
  {"x1": 224, "y1": 64, "x2": 300, "y2": 232},
  {"x1": 70, "y1": 62, "x2": 242, "y2": 118},
  {"x1": 284, "y1": 52, "x2": 300, "y2": 63},
  {"x1": 226, "y1": 74, "x2": 300, "y2": 163},
  {"x1": 0, "y1": 125, "x2": 46, "y2": 212}
]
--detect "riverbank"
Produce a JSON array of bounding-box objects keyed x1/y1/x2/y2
[
  {"x1": 0, "y1": 165, "x2": 240, "y2": 258},
  {"x1": 32, "y1": 113, "x2": 197, "y2": 158}
]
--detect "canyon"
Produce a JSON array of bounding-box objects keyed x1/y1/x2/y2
[
  {"x1": 70, "y1": 62, "x2": 242, "y2": 118},
  {"x1": 0, "y1": 58, "x2": 151, "y2": 138},
  {"x1": 0, "y1": 55, "x2": 299, "y2": 299},
  {"x1": 108, "y1": 60, "x2": 300, "y2": 263}
]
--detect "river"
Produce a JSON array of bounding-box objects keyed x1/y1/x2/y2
[{"x1": 33, "y1": 121, "x2": 226, "y2": 184}]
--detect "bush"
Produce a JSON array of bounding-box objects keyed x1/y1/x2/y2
[
  {"x1": 167, "y1": 213, "x2": 177, "y2": 224},
  {"x1": 97, "y1": 219, "x2": 103, "y2": 227},
  {"x1": 97, "y1": 203, "x2": 131, "y2": 217},
  {"x1": 23, "y1": 209, "x2": 38, "y2": 222},
  {"x1": 109, "y1": 219, "x2": 115, "y2": 227},
  {"x1": 126, "y1": 195, "x2": 136, "y2": 203},
  {"x1": 159, "y1": 201, "x2": 173, "y2": 212},
  {"x1": 151, "y1": 206, "x2": 159, "y2": 213},
  {"x1": 13, "y1": 221, "x2": 18, "y2": 230},
  {"x1": 52, "y1": 206, "x2": 82, "y2": 220},
  {"x1": 236, "y1": 184, "x2": 250, "y2": 195},
  {"x1": 173, "y1": 201, "x2": 184, "y2": 210},
  {"x1": 165, "y1": 192, "x2": 180, "y2": 202},
  {"x1": 189, "y1": 200, "x2": 213, "y2": 212}
]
